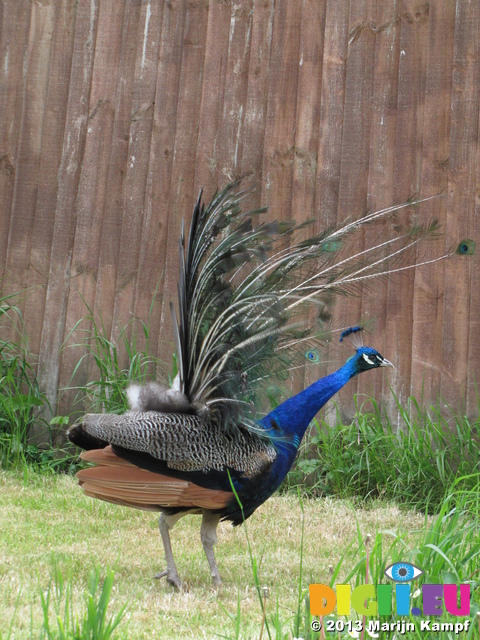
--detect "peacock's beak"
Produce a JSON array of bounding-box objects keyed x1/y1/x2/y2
[{"x1": 380, "y1": 358, "x2": 394, "y2": 368}]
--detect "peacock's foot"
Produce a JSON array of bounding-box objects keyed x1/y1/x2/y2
[{"x1": 155, "y1": 569, "x2": 182, "y2": 589}]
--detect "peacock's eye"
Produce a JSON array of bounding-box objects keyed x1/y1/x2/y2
[
  {"x1": 384, "y1": 562, "x2": 423, "y2": 582},
  {"x1": 306, "y1": 350, "x2": 319, "y2": 363}
]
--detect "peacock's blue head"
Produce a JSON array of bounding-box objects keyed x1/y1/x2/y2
[{"x1": 348, "y1": 346, "x2": 393, "y2": 376}]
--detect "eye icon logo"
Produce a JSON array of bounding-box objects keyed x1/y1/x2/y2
[{"x1": 384, "y1": 562, "x2": 423, "y2": 582}]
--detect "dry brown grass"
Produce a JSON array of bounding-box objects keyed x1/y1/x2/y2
[{"x1": 0, "y1": 470, "x2": 430, "y2": 639}]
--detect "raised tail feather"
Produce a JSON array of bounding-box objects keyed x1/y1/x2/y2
[{"x1": 170, "y1": 182, "x2": 450, "y2": 435}]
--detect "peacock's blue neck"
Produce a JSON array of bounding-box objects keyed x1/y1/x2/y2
[
  {"x1": 229, "y1": 347, "x2": 388, "y2": 523},
  {"x1": 261, "y1": 357, "x2": 358, "y2": 450},
  {"x1": 231, "y1": 356, "x2": 363, "y2": 522}
]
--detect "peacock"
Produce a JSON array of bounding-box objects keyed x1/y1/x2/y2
[{"x1": 68, "y1": 182, "x2": 446, "y2": 587}]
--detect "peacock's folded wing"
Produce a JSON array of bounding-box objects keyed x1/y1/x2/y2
[{"x1": 69, "y1": 412, "x2": 277, "y2": 491}]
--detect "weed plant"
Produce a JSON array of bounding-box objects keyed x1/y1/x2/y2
[
  {"x1": 38, "y1": 566, "x2": 128, "y2": 640},
  {"x1": 288, "y1": 394, "x2": 480, "y2": 513},
  {"x1": 221, "y1": 490, "x2": 480, "y2": 639},
  {"x1": 322, "y1": 488, "x2": 480, "y2": 639},
  {"x1": 1, "y1": 467, "x2": 477, "y2": 639},
  {"x1": 0, "y1": 295, "x2": 49, "y2": 468},
  {"x1": 64, "y1": 299, "x2": 164, "y2": 415},
  {"x1": 0, "y1": 566, "x2": 128, "y2": 640},
  {"x1": 322, "y1": 491, "x2": 480, "y2": 631}
]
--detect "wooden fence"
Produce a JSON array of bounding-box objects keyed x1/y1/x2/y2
[{"x1": 0, "y1": 0, "x2": 478, "y2": 432}]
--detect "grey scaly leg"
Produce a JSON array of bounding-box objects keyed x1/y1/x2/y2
[
  {"x1": 200, "y1": 510, "x2": 221, "y2": 586},
  {"x1": 155, "y1": 512, "x2": 184, "y2": 588}
]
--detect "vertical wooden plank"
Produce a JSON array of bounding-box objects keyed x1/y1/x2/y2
[
  {"x1": 194, "y1": 0, "x2": 231, "y2": 192},
  {"x1": 316, "y1": 0, "x2": 350, "y2": 233},
  {"x1": 362, "y1": 0, "x2": 401, "y2": 405},
  {"x1": 410, "y1": 1, "x2": 455, "y2": 405},
  {"x1": 292, "y1": 0, "x2": 326, "y2": 225},
  {"x1": 240, "y1": 0, "x2": 275, "y2": 196},
  {"x1": 441, "y1": 0, "x2": 480, "y2": 407},
  {"x1": 110, "y1": 0, "x2": 165, "y2": 351},
  {"x1": 261, "y1": 3, "x2": 302, "y2": 215},
  {"x1": 23, "y1": 1, "x2": 78, "y2": 358},
  {"x1": 133, "y1": 0, "x2": 187, "y2": 375},
  {"x1": 3, "y1": 2, "x2": 56, "y2": 314},
  {"x1": 91, "y1": 0, "x2": 143, "y2": 354},
  {"x1": 291, "y1": 0, "x2": 327, "y2": 392},
  {"x1": 466, "y1": 2, "x2": 480, "y2": 413},
  {"x1": 314, "y1": 0, "x2": 349, "y2": 424},
  {"x1": 468, "y1": 103, "x2": 480, "y2": 414},
  {"x1": 38, "y1": 0, "x2": 100, "y2": 419},
  {"x1": 383, "y1": 0, "x2": 429, "y2": 418},
  {"x1": 334, "y1": 0, "x2": 378, "y2": 416},
  {"x1": 155, "y1": 0, "x2": 210, "y2": 366},
  {"x1": 56, "y1": 0, "x2": 127, "y2": 415},
  {"x1": 215, "y1": 1, "x2": 254, "y2": 182},
  {"x1": 0, "y1": 2, "x2": 31, "y2": 280},
  {"x1": 260, "y1": 2, "x2": 302, "y2": 402},
  {"x1": 337, "y1": 3, "x2": 376, "y2": 220},
  {"x1": 366, "y1": 3, "x2": 400, "y2": 206}
]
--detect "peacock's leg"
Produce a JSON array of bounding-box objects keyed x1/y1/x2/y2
[
  {"x1": 200, "y1": 510, "x2": 222, "y2": 586},
  {"x1": 155, "y1": 512, "x2": 184, "y2": 588}
]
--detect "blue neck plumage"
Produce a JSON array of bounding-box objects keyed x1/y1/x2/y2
[{"x1": 260, "y1": 357, "x2": 358, "y2": 458}]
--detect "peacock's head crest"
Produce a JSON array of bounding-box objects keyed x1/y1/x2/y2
[{"x1": 339, "y1": 325, "x2": 364, "y2": 344}]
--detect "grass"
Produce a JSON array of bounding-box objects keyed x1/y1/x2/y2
[
  {"x1": 288, "y1": 394, "x2": 480, "y2": 513},
  {"x1": 63, "y1": 297, "x2": 164, "y2": 417},
  {"x1": 0, "y1": 469, "x2": 439, "y2": 639},
  {"x1": 0, "y1": 294, "x2": 52, "y2": 469},
  {"x1": 1, "y1": 302, "x2": 479, "y2": 637},
  {"x1": 37, "y1": 566, "x2": 128, "y2": 640},
  {"x1": 1, "y1": 469, "x2": 479, "y2": 639},
  {"x1": 320, "y1": 488, "x2": 480, "y2": 638},
  {"x1": 0, "y1": 295, "x2": 163, "y2": 471}
]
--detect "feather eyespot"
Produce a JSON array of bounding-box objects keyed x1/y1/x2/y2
[
  {"x1": 321, "y1": 241, "x2": 343, "y2": 252},
  {"x1": 457, "y1": 239, "x2": 475, "y2": 255},
  {"x1": 306, "y1": 350, "x2": 319, "y2": 363}
]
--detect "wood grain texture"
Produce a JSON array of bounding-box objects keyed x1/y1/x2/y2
[
  {"x1": 36, "y1": 0, "x2": 100, "y2": 436},
  {"x1": 0, "y1": 2, "x2": 31, "y2": 280},
  {"x1": 0, "y1": 0, "x2": 477, "y2": 435}
]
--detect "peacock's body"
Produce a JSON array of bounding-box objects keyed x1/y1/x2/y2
[{"x1": 68, "y1": 182, "x2": 443, "y2": 587}]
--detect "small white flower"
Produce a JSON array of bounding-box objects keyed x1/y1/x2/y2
[
  {"x1": 411, "y1": 588, "x2": 421, "y2": 598},
  {"x1": 366, "y1": 630, "x2": 379, "y2": 638},
  {"x1": 348, "y1": 630, "x2": 360, "y2": 638}
]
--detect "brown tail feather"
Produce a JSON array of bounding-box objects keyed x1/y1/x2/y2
[{"x1": 76, "y1": 446, "x2": 233, "y2": 511}]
